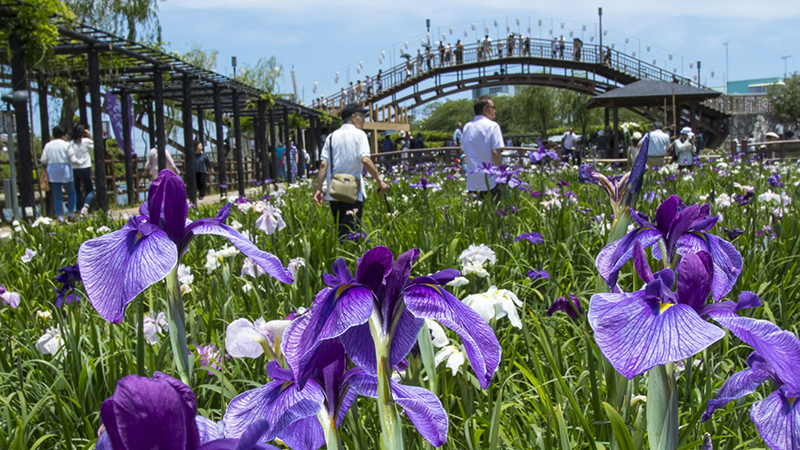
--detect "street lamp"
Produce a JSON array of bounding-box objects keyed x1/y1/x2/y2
[
  {"x1": 781, "y1": 55, "x2": 792, "y2": 79},
  {"x1": 0, "y1": 90, "x2": 27, "y2": 220},
  {"x1": 723, "y1": 41, "x2": 730, "y2": 94},
  {"x1": 231, "y1": 56, "x2": 237, "y2": 77}
]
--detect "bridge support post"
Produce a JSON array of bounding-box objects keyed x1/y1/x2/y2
[
  {"x1": 213, "y1": 84, "x2": 226, "y2": 197},
  {"x1": 612, "y1": 106, "x2": 620, "y2": 158},
  {"x1": 269, "y1": 107, "x2": 277, "y2": 180}
]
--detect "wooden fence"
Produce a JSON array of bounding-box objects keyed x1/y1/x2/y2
[{"x1": 730, "y1": 139, "x2": 800, "y2": 160}]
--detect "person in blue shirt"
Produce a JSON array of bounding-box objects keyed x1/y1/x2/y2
[
  {"x1": 276, "y1": 142, "x2": 286, "y2": 180},
  {"x1": 193, "y1": 140, "x2": 214, "y2": 200},
  {"x1": 289, "y1": 140, "x2": 298, "y2": 182},
  {"x1": 381, "y1": 134, "x2": 395, "y2": 172}
]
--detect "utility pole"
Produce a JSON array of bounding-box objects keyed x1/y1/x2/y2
[
  {"x1": 723, "y1": 41, "x2": 730, "y2": 94},
  {"x1": 232, "y1": 56, "x2": 237, "y2": 77},
  {"x1": 426, "y1": 19, "x2": 431, "y2": 47},
  {"x1": 782, "y1": 55, "x2": 792, "y2": 79}
]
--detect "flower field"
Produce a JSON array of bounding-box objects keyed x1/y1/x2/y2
[{"x1": 0, "y1": 152, "x2": 799, "y2": 450}]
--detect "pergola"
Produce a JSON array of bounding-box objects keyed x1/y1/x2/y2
[
  {"x1": 585, "y1": 79, "x2": 724, "y2": 153},
  {"x1": 2, "y1": 2, "x2": 328, "y2": 218}
]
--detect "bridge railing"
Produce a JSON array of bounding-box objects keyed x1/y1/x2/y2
[{"x1": 319, "y1": 37, "x2": 700, "y2": 111}]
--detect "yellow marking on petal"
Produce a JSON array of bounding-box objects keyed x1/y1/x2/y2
[
  {"x1": 281, "y1": 381, "x2": 294, "y2": 392},
  {"x1": 789, "y1": 397, "x2": 796, "y2": 407},
  {"x1": 336, "y1": 285, "x2": 350, "y2": 297},
  {"x1": 136, "y1": 232, "x2": 142, "y2": 240},
  {"x1": 660, "y1": 303, "x2": 675, "y2": 314}
]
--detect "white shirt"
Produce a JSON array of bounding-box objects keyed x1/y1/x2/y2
[
  {"x1": 69, "y1": 138, "x2": 93, "y2": 169},
  {"x1": 453, "y1": 127, "x2": 462, "y2": 143},
  {"x1": 461, "y1": 115, "x2": 504, "y2": 191},
  {"x1": 674, "y1": 139, "x2": 694, "y2": 166},
  {"x1": 648, "y1": 129, "x2": 671, "y2": 157},
  {"x1": 320, "y1": 123, "x2": 371, "y2": 202},
  {"x1": 562, "y1": 131, "x2": 576, "y2": 150},
  {"x1": 144, "y1": 148, "x2": 179, "y2": 178},
  {"x1": 40, "y1": 139, "x2": 74, "y2": 183}
]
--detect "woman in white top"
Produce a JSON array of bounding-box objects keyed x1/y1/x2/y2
[
  {"x1": 674, "y1": 127, "x2": 695, "y2": 168},
  {"x1": 69, "y1": 124, "x2": 94, "y2": 216},
  {"x1": 40, "y1": 125, "x2": 76, "y2": 220}
]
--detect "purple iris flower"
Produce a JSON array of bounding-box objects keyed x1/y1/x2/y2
[
  {"x1": 767, "y1": 172, "x2": 784, "y2": 188},
  {"x1": 529, "y1": 141, "x2": 558, "y2": 163},
  {"x1": 527, "y1": 269, "x2": 549, "y2": 280},
  {"x1": 96, "y1": 371, "x2": 277, "y2": 450},
  {"x1": 590, "y1": 241, "x2": 759, "y2": 378},
  {"x1": 289, "y1": 247, "x2": 501, "y2": 391},
  {"x1": 735, "y1": 190, "x2": 754, "y2": 206},
  {"x1": 225, "y1": 315, "x2": 448, "y2": 448},
  {"x1": 78, "y1": 170, "x2": 293, "y2": 323},
  {"x1": 557, "y1": 179, "x2": 570, "y2": 187},
  {"x1": 701, "y1": 317, "x2": 800, "y2": 450},
  {"x1": 410, "y1": 177, "x2": 441, "y2": 190},
  {"x1": 723, "y1": 227, "x2": 745, "y2": 241},
  {"x1": 516, "y1": 232, "x2": 544, "y2": 245},
  {"x1": 596, "y1": 195, "x2": 743, "y2": 300},
  {"x1": 547, "y1": 294, "x2": 583, "y2": 319},
  {"x1": 53, "y1": 264, "x2": 82, "y2": 308}
]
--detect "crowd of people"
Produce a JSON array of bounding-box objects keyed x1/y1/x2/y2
[
  {"x1": 311, "y1": 34, "x2": 609, "y2": 110},
  {"x1": 39, "y1": 124, "x2": 95, "y2": 222}
]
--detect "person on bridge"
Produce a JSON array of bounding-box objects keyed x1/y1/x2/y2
[
  {"x1": 461, "y1": 95, "x2": 505, "y2": 199},
  {"x1": 453, "y1": 122, "x2": 463, "y2": 146},
  {"x1": 426, "y1": 46, "x2": 434, "y2": 70},
  {"x1": 507, "y1": 33, "x2": 515, "y2": 57},
  {"x1": 483, "y1": 35, "x2": 493, "y2": 59},
  {"x1": 647, "y1": 121, "x2": 670, "y2": 167},
  {"x1": 445, "y1": 42, "x2": 453, "y2": 66},
  {"x1": 523, "y1": 36, "x2": 531, "y2": 57},
  {"x1": 314, "y1": 103, "x2": 389, "y2": 240},
  {"x1": 416, "y1": 49, "x2": 424, "y2": 74},
  {"x1": 455, "y1": 39, "x2": 464, "y2": 64},
  {"x1": 376, "y1": 70, "x2": 383, "y2": 93},
  {"x1": 365, "y1": 75, "x2": 373, "y2": 97},
  {"x1": 558, "y1": 36, "x2": 565, "y2": 58},
  {"x1": 551, "y1": 37, "x2": 558, "y2": 58},
  {"x1": 438, "y1": 41, "x2": 446, "y2": 67}
]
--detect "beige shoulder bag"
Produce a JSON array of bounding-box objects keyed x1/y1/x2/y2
[{"x1": 327, "y1": 134, "x2": 359, "y2": 204}]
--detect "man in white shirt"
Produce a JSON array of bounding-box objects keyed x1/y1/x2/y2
[
  {"x1": 647, "y1": 121, "x2": 670, "y2": 167},
  {"x1": 461, "y1": 95, "x2": 505, "y2": 198},
  {"x1": 453, "y1": 122, "x2": 463, "y2": 146},
  {"x1": 561, "y1": 127, "x2": 578, "y2": 165},
  {"x1": 314, "y1": 103, "x2": 389, "y2": 239}
]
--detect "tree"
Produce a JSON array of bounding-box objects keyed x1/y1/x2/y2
[
  {"x1": 66, "y1": 0, "x2": 162, "y2": 42},
  {"x1": 181, "y1": 44, "x2": 218, "y2": 71},
  {"x1": 416, "y1": 99, "x2": 473, "y2": 132},
  {"x1": 767, "y1": 73, "x2": 800, "y2": 120},
  {"x1": 235, "y1": 57, "x2": 283, "y2": 94},
  {"x1": 517, "y1": 85, "x2": 556, "y2": 136}
]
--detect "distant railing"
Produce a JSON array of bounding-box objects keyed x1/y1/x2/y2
[
  {"x1": 704, "y1": 94, "x2": 773, "y2": 115},
  {"x1": 730, "y1": 139, "x2": 800, "y2": 160}
]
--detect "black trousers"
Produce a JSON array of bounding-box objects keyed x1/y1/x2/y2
[
  {"x1": 330, "y1": 200, "x2": 364, "y2": 239},
  {"x1": 196, "y1": 172, "x2": 207, "y2": 199},
  {"x1": 73, "y1": 167, "x2": 93, "y2": 209}
]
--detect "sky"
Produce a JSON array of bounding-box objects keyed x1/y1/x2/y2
[{"x1": 157, "y1": 0, "x2": 800, "y2": 105}]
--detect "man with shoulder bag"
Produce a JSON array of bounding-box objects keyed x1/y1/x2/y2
[{"x1": 314, "y1": 103, "x2": 389, "y2": 239}]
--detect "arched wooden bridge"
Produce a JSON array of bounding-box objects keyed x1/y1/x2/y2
[{"x1": 322, "y1": 38, "x2": 731, "y2": 147}]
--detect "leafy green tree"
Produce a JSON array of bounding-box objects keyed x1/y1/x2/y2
[
  {"x1": 767, "y1": 73, "x2": 800, "y2": 120},
  {"x1": 66, "y1": 0, "x2": 162, "y2": 42},
  {"x1": 235, "y1": 57, "x2": 283, "y2": 94},
  {"x1": 181, "y1": 44, "x2": 218, "y2": 71},
  {"x1": 517, "y1": 85, "x2": 556, "y2": 136},
  {"x1": 415, "y1": 99, "x2": 473, "y2": 132}
]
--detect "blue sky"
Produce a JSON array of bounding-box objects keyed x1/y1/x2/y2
[{"x1": 158, "y1": 0, "x2": 799, "y2": 104}]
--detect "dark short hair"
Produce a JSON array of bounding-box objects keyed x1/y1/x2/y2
[
  {"x1": 52, "y1": 125, "x2": 67, "y2": 138},
  {"x1": 474, "y1": 95, "x2": 492, "y2": 116}
]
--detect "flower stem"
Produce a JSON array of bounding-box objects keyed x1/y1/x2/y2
[
  {"x1": 318, "y1": 410, "x2": 343, "y2": 450},
  {"x1": 165, "y1": 266, "x2": 192, "y2": 385},
  {"x1": 646, "y1": 364, "x2": 678, "y2": 450},
  {"x1": 369, "y1": 314, "x2": 404, "y2": 450}
]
